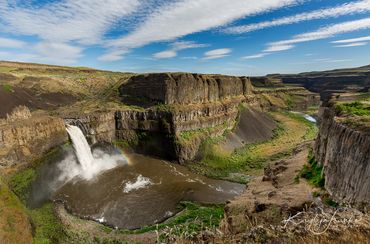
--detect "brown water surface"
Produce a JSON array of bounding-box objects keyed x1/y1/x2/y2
[{"x1": 54, "y1": 153, "x2": 244, "y2": 229}]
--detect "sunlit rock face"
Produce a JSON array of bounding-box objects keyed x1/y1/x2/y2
[
  {"x1": 0, "y1": 115, "x2": 67, "y2": 168},
  {"x1": 315, "y1": 106, "x2": 370, "y2": 206},
  {"x1": 119, "y1": 73, "x2": 253, "y2": 105}
]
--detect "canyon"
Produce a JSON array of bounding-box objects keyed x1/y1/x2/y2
[{"x1": 0, "y1": 61, "x2": 369, "y2": 243}]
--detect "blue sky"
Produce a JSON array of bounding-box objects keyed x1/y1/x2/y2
[{"x1": 0, "y1": 0, "x2": 369, "y2": 75}]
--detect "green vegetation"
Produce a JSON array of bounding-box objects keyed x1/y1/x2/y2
[
  {"x1": 29, "y1": 203, "x2": 67, "y2": 244},
  {"x1": 153, "y1": 103, "x2": 173, "y2": 112},
  {"x1": 179, "y1": 122, "x2": 229, "y2": 143},
  {"x1": 188, "y1": 112, "x2": 318, "y2": 182},
  {"x1": 297, "y1": 150, "x2": 325, "y2": 188},
  {"x1": 324, "y1": 198, "x2": 339, "y2": 208},
  {"x1": 4, "y1": 147, "x2": 72, "y2": 243},
  {"x1": 129, "y1": 202, "x2": 224, "y2": 235},
  {"x1": 0, "y1": 177, "x2": 33, "y2": 243},
  {"x1": 2, "y1": 84, "x2": 13, "y2": 92},
  {"x1": 310, "y1": 191, "x2": 339, "y2": 208},
  {"x1": 306, "y1": 105, "x2": 319, "y2": 116},
  {"x1": 285, "y1": 111, "x2": 318, "y2": 140},
  {"x1": 91, "y1": 201, "x2": 224, "y2": 242},
  {"x1": 8, "y1": 168, "x2": 36, "y2": 202},
  {"x1": 336, "y1": 101, "x2": 370, "y2": 116}
]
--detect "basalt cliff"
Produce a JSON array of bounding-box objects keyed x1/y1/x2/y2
[
  {"x1": 314, "y1": 101, "x2": 370, "y2": 206},
  {"x1": 0, "y1": 72, "x2": 318, "y2": 168}
]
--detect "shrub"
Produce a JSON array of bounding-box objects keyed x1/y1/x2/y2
[
  {"x1": 336, "y1": 102, "x2": 370, "y2": 116},
  {"x1": 298, "y1": 150, "x2": 325, "y2": 188},
  {"x1": 2, "y1": 84, "x2": 13, "y2": 92},
  {"x1": 9, "y1": 168, "x2": 36, "y2": 202}
]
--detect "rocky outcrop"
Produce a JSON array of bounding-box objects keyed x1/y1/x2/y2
[
  {"x1": 120, "y1": 73, "x2": 253, "y2": 105},
  {"x1": 267, "y1": 67, "x2": 370, "y2": 103},
  {"x1": 314, "y1": 106, "x2": 370, "y2": 206},
  {"x1": 65, "y1": 111, "x2": 116, "y2": 143},
  {"x1": 0, "y1": 116, "x2": 67, "y2": 169},
  {"x1": 280, "y1": 75, "x2": 370, "y2": 93},
  {"x1": 58, "y1": 73, "x2": 319, "y2": 163}
]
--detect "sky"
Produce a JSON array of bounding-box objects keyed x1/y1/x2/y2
[{"x1": 0, "y1": 0, "x2": 369, "y2": 76}]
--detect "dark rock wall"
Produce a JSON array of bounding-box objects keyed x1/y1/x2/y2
[
  {"x1": 280, "y1": 75, "x2": 370, "y2": 95},
  {"x1": 314, "y1": 107, "x2": 370, "y2": 205},
  {"x1": 120, "y1": 73, "x2": 253, "y2": 105}
]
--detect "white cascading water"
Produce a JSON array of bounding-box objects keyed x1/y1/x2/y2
[
  {"x1": 61, "y1": 125, "x2": 127, "y2": 181},
  {"x1": 66, "y1": 125, "x2": 95, "y2": 171}
]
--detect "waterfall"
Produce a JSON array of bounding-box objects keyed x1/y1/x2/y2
[
  {"x1": 66, "y1": 125, "x2": 94, "y2": 170},
  {"x1": 63, "y1": 125, "x2": 127, "y2": 181}
]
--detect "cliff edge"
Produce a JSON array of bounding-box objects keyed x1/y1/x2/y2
[{"x1": 314, "y1": 99, "x2": 370, "y2": 206}]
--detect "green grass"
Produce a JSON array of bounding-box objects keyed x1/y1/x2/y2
[
  {"x1": 29, "y1": 203, "x2": 67, "y2": 244},
  {"x1": 178, "y1": 122, "x2": 229, "y2": 143},
  {"x1": 113, "y1": 201, "x2": 224, "y2": 239},
  {"x1": 336, "y1": 101, "x2": 370, "y2": 116},
  {"x1": 297, "y1": 150, "x2": 325, "y2": 188},
  {"x1": 8, "y1": 168, "x2": 36, "y2": 203},
  {"x1": 187, "y1": 111, "x2": 318, "y2": 183},
  {"x1": 188, "y1": 125, "x2": 287, "y2": 183},
  {"x1": 284, "y1": 111, "x2": 318, "y2": 141},
  {"x1": 2, "y1": 84, "x2": 13, "y2": 92}
]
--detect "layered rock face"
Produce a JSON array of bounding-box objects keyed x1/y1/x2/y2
[
  {"x1": 64, "y1": 111, "x2": 116, "y2": 143},
  {"x1": 0, "y1": 116, "x2": 67, "y2": 168},
  {"x1": 118, "y1": 74, "x2": 264, "y2": 161},
  {"x1": 314, "y1": 106, "x2": 370, "y2": 205},
  {"x1": 120, "y1": 73, "x2": 253, "y2": 104},
  {"x1": 100, "y1": 73, "x2": 317, "y2": 162}
]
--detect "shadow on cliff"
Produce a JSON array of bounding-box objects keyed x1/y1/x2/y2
[{"x1": 219, "y1": 107, "x2": 277, "y2": 153}]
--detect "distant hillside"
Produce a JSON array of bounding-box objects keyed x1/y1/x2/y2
[
  {"x1": 267, "y1": 65, "x2": 370, "y2": 94},
  {"x1": 0, "y1": 61, "x2": 133, "y2": 118}
]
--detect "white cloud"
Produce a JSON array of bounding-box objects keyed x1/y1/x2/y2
[
  {"x1": 152, "y1": 41, "x2": 208, "y2": 59},
  {"x1": 0, "y1": 0, "x2": 140, "y2": 45},
  {"x1": 98, "y1": 50, "x2": 130, "y2": 62},
  {"x1": 323, "y1": 59, "x2": 352, "y2": 63},
  {"x1": 0, "y1": 0, "x2": 140, "y2": 63},
  {"x1": 243, "y1": 17, "x2": 370, "y2": 60},
  {"x1": 0, "y1": 51, "x2": 38, "y2": 62},
  {"x1": 203, "y1": 48, "x2": 232, "y2": 60},
  {"x1": 0, "y1": 37, "x2": 26, "y2": 48},
  {"x1": 242, "y1": 53, "x2": 270, "y2": 59},
  {"x1": 334, "y1": 42, "x2": 368, "y2": 47},
  {"x1": 331, "y1": 35, "x2": 370, "y2": 43},
  {"x1": 263, "y1": 44, "x2": 294, "y2": 52},
  {"x1": 153, "y1": 50, "x2": 177, "y2": 59},
  {"x1": 171, "y1": 41, "x2": 208, "y2": 51},
  {"x1": 101, "y1": 0, "x2": 302, "y2": 60},
  {"x1": 269, "y1": 17, "x2": 370, "y2": 47},
  {"x1": 33, "y1": 42, "x2": 83, "y2": 63},
  {"x1": 224, "y1": 0, "x2": 370, "y2": 34}
]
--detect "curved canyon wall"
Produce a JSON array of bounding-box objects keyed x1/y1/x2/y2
[
  {"x1": 70, "y1": 73, "x2": 318, "y2": 163},
  {"x1": 1, "y1": 73, "x2": 319, "y2": 168},
  {"x1": 0, "y1": 116, "x2": 67, "y2": 169},
  {"x1": 314, "y1": 106, "x2": 370, "y2": 205}
]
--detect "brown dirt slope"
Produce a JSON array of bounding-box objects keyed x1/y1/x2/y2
[
  {"x1": 0, "y1": 60, "x2": 133, "y2": 118},
  {"x1": 0, "y1": 86, "x2": 76, "y2": 118}
]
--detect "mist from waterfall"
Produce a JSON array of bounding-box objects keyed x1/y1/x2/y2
[
  {"x1": 63, "y1": 125, "x2": 127, "y2": 181},
  {"x1": 28, "y1": 125, "x2": 128, "y2": 208}
]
